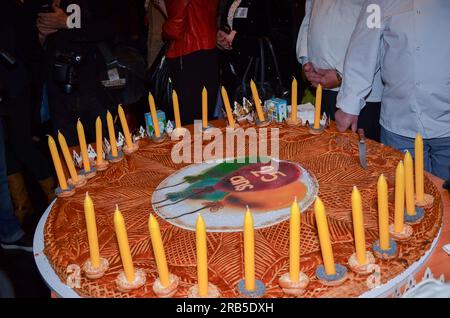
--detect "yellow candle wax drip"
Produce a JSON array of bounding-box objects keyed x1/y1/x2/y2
[
  {"x1": 394, "y1": 161, "x2": 405, "y2": 233},
  {"x1": 148, "y1": 93, "x2": 161, "y2": 138},
  {"x1": 148, "y1": 215, "x2": 170, "y2": 287},
  {"x1": 244, "y1": 207, "x2": 256, "y2": 291},
  {"x1": 77, "y1": 119, "x2": 91, "y2": 172},
  {"x1": 415, "y1": 133, "x2": 424, "y2": 202},
  {"x1": 95, "y1": 117, "x2": 103, "y2": 165},
  {"x1": 351, "y1": 186, "x2": 367, "y2": 265},
  {"x1": 377, "y1": 174, "x2": 390, "y2": 250},
  {"x1": 48, "y1": 135, "x2": 68, "y2": 190},
  {"x1": 84, "y1": 192, "x2": 100, "y2": 268},
  {"x1": 291, "y1": 77, "x2": 298, "y2": 122},
  {"x1": 196, "y1": 213, "x2": 208, "y2": 296},
  {"x1": 57, "y1": 131, "x2": 78, "y2": 183},
  {"x1": 106, "y1": 111, "x2": 118, "y2": 157},
  {"x1": 289, "y1": 198, "x2": 300, "y2": 282},
  {"x1": 114, "y1": 207, "x2": 135, "y2": 283},
  {"x1": 404, "y1": 151, "x2": 415, "y2": 216},
  {"x1": 118, "y1": 105, "x2": 133, "y2": 149},
  {"x1": 172, "y1": 90, "x2": 182, "y2": 129},
  {"x1": 250, "y1": 80, "x2": 265, "y2": 122},
  {"x1": 221, "y1": 86, "x2": 235, "y2": 128},
  {"x1": 314, "y1": 84, "x2": 323, "y2": 129},
  {"x1": 202, "y1": 87, "x2": 208, "y2": 129},
  {"x1": 314, "y1": 197, "x2": 336, "y2": 275}
]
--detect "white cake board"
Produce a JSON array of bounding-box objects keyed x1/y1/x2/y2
[{"x1": 33, "y1": 200, "x2": 442, "y2": 298}]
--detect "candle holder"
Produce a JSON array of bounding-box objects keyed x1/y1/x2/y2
[
  {"x1": 202, "y1": 123, "x2": 214, "y2": 132},
  {"x1": 82, "y1": 257, "x2": 109, "y2": 279},
  {"x1": 79, "y1": 167, "x2": 97, "y2": 179},
  {"x1": 278, "y1": 272, "x2": 309, "y2": 296},
  {"x1": 255, "y1": 118, "x2": 271, "y2": 128},
  {"x1": 68, "y1": 174, "x2": 87, "y2": 188},
  {"x1": 115, "y1": 268, "x2": 146, "y2": 292},
  {"x1": 236, "y1": 279, "x2": 266, "y2": 298},
  {"x1": 404, "y1": 207, "x2": 424, "y2": 224},
  {"x1": 415, "y1": 193, "x2": 434, "y2": 208},
  {"x1": 123, "y1": 142, "x2": 139, "y2": 155},
  {"x1": 308, "y1": 124, "x2": 325, "y2": 135},
  {"x1": 95, "y1": 160, "x2": 109, "y2": 172},
  {"x1": 55, "y1": 184, "x2": 76, "y2": 198},
  {"x1": 389, "y1": 223, "x2": 413, "y2": 241},
  {"x1": 372, "y1": 239, "x2": 398, "y2": 260},
  {"x1": 285, "y1": 117, "x2": 302, "y2": 127},
  {"x1": 171, "y1": 127, "x2": 188, "y2": 139},
  {"x1": 152, "y1": 273, "x2": 180, "y2": 298},
  {"x1": 187, "y1": 283, "x2": 221, "y2": 298},
  {"x1": 151, "y1": 133, "x2": 167, "y2": 144},
  {"x1": 347, "y1": 252, "x2": 376, "y2": 275},
  {"x1": 107, "y1": 151, "x2": 124, "y2": 163},
  {"x1": 316, "y1": 264, "x2": 348, "y2": 286}
]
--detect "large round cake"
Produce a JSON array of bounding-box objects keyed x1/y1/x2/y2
[{"x1": 43, "y1": 122, "x2": 443, "y2": 297}]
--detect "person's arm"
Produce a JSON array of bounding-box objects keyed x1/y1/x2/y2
[
  {"x1": 162, "y1": 0, "x2": 191, "y2": 41},
  {"x1": 296, "y1": 0, "x2": 312, "y2": 65}
]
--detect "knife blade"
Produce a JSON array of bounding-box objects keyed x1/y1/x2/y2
[{"x1": 358, "y1": 128, "x2": 367, "y2": 169}]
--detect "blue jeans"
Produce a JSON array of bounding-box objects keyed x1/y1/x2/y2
[
  {"x1": 381, "y1": 126, "x2": 450, "y2": 180},
  {"x1": 0, "y1": 117, "x2": 24, "y2": 243}
]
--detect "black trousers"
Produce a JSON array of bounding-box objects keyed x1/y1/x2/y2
[
  {"x1": 167, "y1": 49, "x2": 219, "y2": 126},
  {"x1": 322, "y1": 90, "x2": 381, "y2": 142}
]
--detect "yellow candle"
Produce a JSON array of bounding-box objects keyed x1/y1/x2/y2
[
  {"x1": 118, "y1": 105, "x2": 133, "y2": 149},
  {"x1": 289, "y1": 198, "x2": 300, "y2": 282},
  {"x1": 95, "y1": 117, "x2": 104, "y2": 166},
  {"x1": 57, "y1": 131, "x2": 78, "y2": 183},
  {"x1": 377, "y1": 174, "x2": 390, "y2": 250},
  {"x1": 415, "y1": 133, "x2": 424, "y2": 202},
  {"x1": 114, "y1": 206, "x2": 135, "y2": 283},
  {"x1": 291, "y1": 77, "x2": 298, "y2": 122},
  {"x1": 250, "y1": 79, "x2": 265, "y2": 122},
  {"x1": 148, "y1": 215, "x2": 170, "y2": 287},
  {"x1": 77, "y1": 119, "x2": 91, "y2": 173},
  {"x1": 196, "y1": 213, "x2": 208, "y2": 296},
  {"x1": 314, "y1": 84, "x2": 323, "y2": 129},
  {"x1": 172, "y1": 90, "x2": 181, "y2": 129},
  {"x1": 84, "y1": 192, "x2": 100, "y2": 268},
  {"x1": 48, "y1": 135, "x2": 68, "y2": 190},
  {"x1": 106, "y1": 111, "x2": 118, "y2": 157},
  {"x1": 202, "y1": 87, "x2": 208, "y2": 129},
  {"x1": 244, "y1": 207, "x2": 255, "y2": 291},
  {"x1": 148, "y1": 93, "x2": 161, "y2": 138},
  {"x1": 314, "y1": 197, "x2": 336, "y2": 275},
  {"x1": 221, "y1": 86, "x2": 235, "y2": 128},
  {"x1": 394, "y1": 161, "x2": 405, "y2": 233},
  {"x1": 351, "y1": 186, "x2": 367, "y2": 265},
  {"x1": 404, "y1": 151, "x2": 415, "y2": 216}
]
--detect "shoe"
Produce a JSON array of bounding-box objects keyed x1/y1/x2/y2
[
  {"x1": 7, "y1": 173, "x2": 34, "y2": 223},
  {"x1": 0, "y1": 234, "x2": 33, "y2": 253}
]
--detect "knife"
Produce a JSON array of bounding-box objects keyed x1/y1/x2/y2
[{"x1": 358, "y1": 128, "x2": 367, "y2": 169}]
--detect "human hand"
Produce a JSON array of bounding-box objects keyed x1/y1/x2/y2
[
  {"x1": 316, "y1": 69, "x2": 341, "y2": 89},
  {"x1": 217, "y1": 30, "x2": 231, "y2": 50},
  {"x1": 335, "y1": 109, "x2": 359, "y2": 133},
  {"x1": 303, "y1": 62, "x2": 322, "y2": 87},
  {"x1": 37, "y1": 3, "x2": 68, "y2": 42}
]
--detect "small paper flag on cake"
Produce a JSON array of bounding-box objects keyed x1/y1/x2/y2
[
  {"x1": 117, "y1": 132, "x2": 125, "y2": 148},
  {"x1": 73, "y1": 150, "x2": 82, "y2": 168},
  {"x1": 165, "y1": 120, "x2": 174, "y2": 135},
  {"x1": 103, "y1": 138, "x2": 111, "y2": 154},
  {"x1": 87, "y1": 144, "x2": 97, "y2": 161},
  {"x1": 139, "y1": 126, "x2": 146, "y2": 139}
]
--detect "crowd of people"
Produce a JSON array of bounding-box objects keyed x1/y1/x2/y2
[{"x1": 0, "y1": 0, "x2": 449, "y2": 296}]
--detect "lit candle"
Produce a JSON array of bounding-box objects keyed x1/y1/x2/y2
[
  {"x1": 250, "y1": 79, "x2": 265, "y2": 122},
  {"x1": 351, "y1": 186, "x2": 366, "y2": 265},
  {"x1": 314, "y1": 197, "x2": 336, "y2": 275},
  {"x1": 289, "y1": 198, "x2": 300, "y2": 282},
  {"x1": 84, "y1": 192, "x2": 100, "y2": 268},
  {"x1": 196, "y1": 213, "x2": 208, "y2": 296},
  {"x1": 415, "y1": 133, "x2": 424, "y2": 202},
  {"x1": 314, "y1": 84, "x2": 323, "y2": 129},
  {"x1": 48, "y1": 135, "x2": 68, "y2": 190},
  {"x1": 148, "y1": 93, "x2": 161, "y2": 138},
  {"x1": 377, "y1": 174, "x2": 390, "y2": 250},
  {"x1": 394, "y1": 161, "x2": 405, "y2": 233},
  {"x1": 244, "y1": 207, "x2": 255, "y2": 291},
  {"x1": 95, "y1": 117, "x2": 104, "y2": 166},
  {"x1": 106, "y1": 111, "x2": 118, "y2": 157},
  {"x1": 221, "y1": 86, "x2": 235, "y2": 128},
  {"x1": 77, "y1": 119, "x2": 91, "y2": 173},
  {"x1": 291, "y1": 77, "x2": 298, "y2": 122},
  {"x1": 57, "y1": 131, "x2": 78, "y2": 183},
  {"x1": 114, "y1": 206, "x2": 135, "y2": 283},
  {"x1": 404, "y1": 151, "x2": 415, "y2": 216},
  {"x1": 202, "y1": 87, "x2": 208, "y2": 129},
  {"x1": 118, "y1": 105, "x2": 133, "y2": 149},
  {"x1": 172, "y1": 90, "x2": 181, "y2": 129},
  {"x1": 148, "y1": 215, "x2": 170, "y2": 287}
]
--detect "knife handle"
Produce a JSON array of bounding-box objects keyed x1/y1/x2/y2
[{"x1": 358, "y1": 128, "x2": 366, "y2": 142}]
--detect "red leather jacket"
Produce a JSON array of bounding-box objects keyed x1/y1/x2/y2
[{"x1": 163, "y1": 0, "x2": 218, "y2": 59}]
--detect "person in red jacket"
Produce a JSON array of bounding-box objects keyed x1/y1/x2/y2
[{"x1": 163, "y1": 0, "x2": 219, "y2": 125}]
